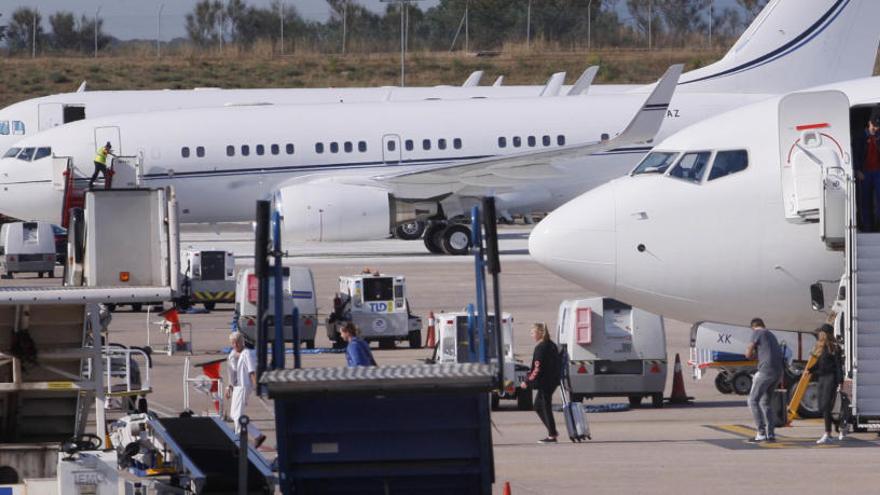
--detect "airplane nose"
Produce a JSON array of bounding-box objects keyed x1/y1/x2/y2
[{"x1": 529, "y1": 181, "x2": 617, "y2": 296}]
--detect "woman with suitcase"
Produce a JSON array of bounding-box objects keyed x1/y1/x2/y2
[
  {"x1": 809, "y1": 324, "x2": 845, "y2": 444},
  {"x1": 521, "y1": 323, "x2": 561, "y2": 443}
]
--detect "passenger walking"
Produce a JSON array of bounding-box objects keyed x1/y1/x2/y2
[
  {"x1": 89, "y1": 142, "x2": 116, "y2": 190},
  {"x1": 853, "y1": 117, "x2": 880, "y2": 231},
  {"x1": 744, "y1": 318, "x2": 784, "y2": 442},
  {"x1": 809, "y1": 324, "x2": 845, "y2": 443},
  {"x1": 520, "y1": 323, "x2": 561, "y2": 444},
  {"x1": 340, "y1": 322, "x2": 376, "y2": 367},
  {"x1": 225, "y1": 332, "x2": 266, "y2": 448}
]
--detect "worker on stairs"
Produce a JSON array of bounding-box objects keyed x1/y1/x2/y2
[{"x1": 89, "y1": 142, "x2": 116, "y2": 190}]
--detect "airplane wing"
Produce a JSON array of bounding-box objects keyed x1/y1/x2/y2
[{"x1": 373, "y1": 64, "x2": 682, "y2": 199}]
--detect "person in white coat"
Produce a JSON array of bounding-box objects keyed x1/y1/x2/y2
[{"x1": 226, "y1": 331, "x2": 266, "y2": 448}]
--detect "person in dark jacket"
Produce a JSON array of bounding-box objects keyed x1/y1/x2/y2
[
  {"x1": 520, "y1": 323, "x2": 560, "y2": 443},
  {"x1": 340, "y1": 322, "x2": 376, "y2": 367},
  {"x1": 809, "y1": 324, "x2": 845, "y2": 443},
  {"x1": 853, "y1": 117, "x2": 880, "y2": 230}
]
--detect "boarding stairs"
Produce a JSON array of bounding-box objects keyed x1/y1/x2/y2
[{"x1": 54, "y1": 155, "x2": 143, "y2": 229}]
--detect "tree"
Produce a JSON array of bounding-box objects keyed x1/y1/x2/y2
[
  {"x1": 736, "y1": 0, "x2": 769, "y2": 18},
  {"x1": 185, "y1": 0, "x2": 224, "y2": 47},
  {"x1": 0, "y1": 14, "x2": 7, "y2": 43},
  {"x1": 77, "y1": 14, "x2": 111, "y2": 53},
  {"x1": 6, "y1": 8, "x2": 43, "y2": 54},
  {"x1": 626, "y1": 0, "x2": 663, "y2": 45},
  {"x1": 656, "y1": 0, "x2": 710, "y2": 45},
  {"x1": 49, "y1": 11, "x2": 78, "y2": 51}
]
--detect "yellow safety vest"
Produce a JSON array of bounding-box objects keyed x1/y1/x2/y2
[{"x1": 94, "y1": 147, "x2": 108, "y2": 165}]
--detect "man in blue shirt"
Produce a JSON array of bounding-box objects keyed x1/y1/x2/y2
[
  {"x1": 745, "y1": 317, "x2": 784, "y2": 442},
  {"x1": 341, "y1": 323, "x2": 376, "y2": 367}
]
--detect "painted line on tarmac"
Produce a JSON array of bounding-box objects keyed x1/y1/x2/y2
[{"x1": 703, "y1": 424, "x2": 876, "y2": 450}]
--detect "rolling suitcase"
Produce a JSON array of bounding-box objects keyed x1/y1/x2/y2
[{"x1": 560, "y1": 381, "x2": 590, "y2": 442}]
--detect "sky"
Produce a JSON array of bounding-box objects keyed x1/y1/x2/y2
[{"x1": 0, "y1": 0, "x2": 744, "y2": 42}]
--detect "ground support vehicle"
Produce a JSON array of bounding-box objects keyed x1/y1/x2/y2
[
  {"x1": 0, "y1": 221, "x2": 56, "y2": 278},
  {"x1": 236, "y1": 266, "x2": 318, "y2": 349},
  {"x1": 180, "y1": 249, "x2": 236, "y2": 311}
]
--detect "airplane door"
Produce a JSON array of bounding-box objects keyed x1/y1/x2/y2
[
  {"x1": 94, "y1": 126, "x2": 122, "y2": 155},
  {"x1": 38, "y1": 103, "x2": 64, "y2": 131},
  {"x1": 778, "y1": 91, "x2": 851, "y2": 226},
  {"x1": 382, "y1": 134, "x2": 402, "y2": 165}
]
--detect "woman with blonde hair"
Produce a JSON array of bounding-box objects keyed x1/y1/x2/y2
[
  {"x1": 809, "y1": 324, "x2": 845, "y2": 443},
  {"x1": 520, "y1": 322, "x2": 561, "y2": 443}
]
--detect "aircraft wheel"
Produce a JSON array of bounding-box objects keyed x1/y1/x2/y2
[
  {"x1": 731, "y1": 371, "x2": 753, "y2": 395},
  {"x1": 441, "y1": 224, "x2": 472, "y2": 255},
  {"x1": 423, "y1": 222, "x2": 446, "y2": 254},
  {"x1": 395, "y1": 221, "x2": 426, "y2": 240},
  {"x1": 715, "y1": 372, "x2": 734, "y2": 394}
]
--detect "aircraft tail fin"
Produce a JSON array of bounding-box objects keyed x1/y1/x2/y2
[{"x1": 679, "y1": 0, "x2": 880, "y2": 94}]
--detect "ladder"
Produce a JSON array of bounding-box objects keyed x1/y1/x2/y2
[{"x1": 57, "y1": 155, "x2": 142, "y2": 228}]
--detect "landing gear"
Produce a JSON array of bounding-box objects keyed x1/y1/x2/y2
[
  {"x1": 423, "y1": 223, "x2": 446, "y2": 254},
  {"x1": 395, "y1": 221, "x2": 426, "y2": 240},
  {"x1": 422, "y1": 222, "x2": 472, "y2": 256}
]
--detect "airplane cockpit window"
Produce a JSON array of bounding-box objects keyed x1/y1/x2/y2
[
  {"x1": 11, "y1": 121, "x2": 24, "y2": 135},
  {"x1": 632, "y1": 151, "x2": 679, "y2": 175},
  {"x1": 0, "y1": 121, "x2": 8, "y2": 135},
  {"x1": 17, "y1": 147, "x2": 35, "y2": 161},
  {"x1": 33, "y1": 147, "x2": 51, "y2": 160},
  {"x1": 3, "y1": 147, "x2": 20, "y2": 159},
  {"x1": 707, "y1": 150, "x2": 749, "y2": 181},
  {"x1": 668, "y1": 151, "x2": 711, "y2": 183}
]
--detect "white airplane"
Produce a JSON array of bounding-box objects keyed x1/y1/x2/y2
[
  {"x1": 0, "y1": 69, "x2": 603, "y2": 155},
  {"x1": 0, "y1": 0, "x2": 876, "y2": 256},
  {"x1": 529, "y1": 77, "x2": 880, "y2": 332}
]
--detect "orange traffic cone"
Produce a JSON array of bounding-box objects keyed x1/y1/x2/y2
[
  {"x1": 667, "y1": 353, "x2": 693, "y2": 405},
  {"x1": 425, "y1": 311, "x2": 436, "y2": 348},
  {"x1": 162, "y1": 308, "x2": 188, "y2": 351},
  {"x1": 502, "y1": 481, "x2": 511, "y2": 495}
]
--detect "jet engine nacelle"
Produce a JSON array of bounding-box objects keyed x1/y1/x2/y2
[{"x1": 277, "y1": 182, "x2": 392, "y2": 242}]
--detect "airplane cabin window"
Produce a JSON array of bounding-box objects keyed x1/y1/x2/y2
[
  {"x1": 542, "y1": 135, "x2": 551, "y2": 146},
  {"x1": 513, "y1": 137, "x2": 522, "y2": 148},
  {"x1": 422, "y1": 139, "x2": 431, "y2": 151},
  {"x1": 708, "y1": 150, "x2": 749, "y2": 181},
  {"x1": 387, "y1": 140, "x2": 396, "y2": 152},
  {"x1": 315, "y1": 143, "x2": 324, "y2": 154},
  {"x1": 33, "y1": 147, "x2": 51, "y2": 161},
  {"x1": 0, "y1": 121, "x2": 8, "y2": 135},
  {"x1": 358, "y1": 141, "x2": 367, "y2": 152},
  {"x1": 226, "y1": 145, "x2": 235, "y2": 157},
  {"x1": 453, "y1": 138, "x2": 462, "y2": 149},
  {"x1": 498, "y1": 137, "x2": 507, "y2": 148},
  {"x1": 330, "y1": 142, "x2": 339, "y2": 153},
  {"x1": 286, "y1": 143, "x2": 295, "y2": 154},
  {"x1": 557, "y1": 135, "x2": 566, "y2": 146},
  {"x1": 668, "y1": 151, "x2": 711, "y2": 183},
  {"x1": 405, "y1": 140, "x2": 414, "y2": 151},
  {"x1": 17, "y1": 147, "x2": 35, "y2": 161},
  {"x1": 3, "y1": 147, "x2": 20, "y2": 159},
  {"x1": 632, "y1": 151, "x2": 679, "y2": 175},
  {"x1": 241, "y1": 145, "x2": 250, "y2": 156},
  {"x1": 344, "y1": 142, "x2": 353, "y2": 153},
  {"x1": 11, "y1": 121, "x2": 24, "y2": 135},
  {"x1": 271, "y1": 144, "x2": 279, "y2": 155},
  {"x1": 528, "y1": 136, "x2": 536, "y2": 147},
  {"x1": 181, "y1": 147, "x2": 190, "y2": 158},
  {"x1": 196, "y1": 146, "x2": 205, "y2": 158},
  {"x1": 438, "y1": 138, "x2": 447, "y2": 150},
  {"x1": 256, "y1": 144, "x2": 265, "y2": 156}
]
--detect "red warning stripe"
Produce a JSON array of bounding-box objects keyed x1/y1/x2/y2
[{"x1": 796, "y1": 122, "x2": 830, "y2": 131}]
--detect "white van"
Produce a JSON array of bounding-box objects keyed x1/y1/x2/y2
[
  {"x1": 557, "y1": 298, "x2": 667, "y2": 408},
  {"x1": 0, "y1": 221, "x2": 56, "y2": 278},
  {"x1": 181, "y1": 249, "x2": 236, "y2": 310},
  {"x1": 235, "y1": 266, "x2": 318, "y2": 349}
]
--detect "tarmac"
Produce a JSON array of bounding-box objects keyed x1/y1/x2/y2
[{"x1": 5, "y1": 225, "x2": 878, "y2": 494}]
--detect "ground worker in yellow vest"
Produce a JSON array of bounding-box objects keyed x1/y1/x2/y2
[{"x1": 89, "y1": 142, "x2": 115, "y2": 190}]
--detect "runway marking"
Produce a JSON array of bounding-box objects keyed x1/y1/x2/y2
[{"x1": 703, "y1": 424, "x2": 876, "y2": 450}]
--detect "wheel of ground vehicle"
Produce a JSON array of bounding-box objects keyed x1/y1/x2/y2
[
  {"x1": 137, "y1": 397, "x2": 148, "y2": 414},
  {"x1": 395, "y1": 221, "x2": 426, "y2": 241},
  {"x1": 305, "y1": 340, "x2": 315, "y2": 350},
  {"x1": 408, "y1": 330, "x2": 422, "y2": 349},
  {"x1": 797, "y1": 381, "x2": 822, "y2": 418},
  {"x1": 331, "y1": 336, "x2": 346, "y2": 350},
  {"x1": 652, "y1": 393, "x2": 664, "y2": 408},
  {"x1": 38, "y1": 272, "x2": 43, "y2": 279},
  {"x1": 715, "y1": 371, "x2": 734, "y2": 394},
  {"x1": 203, "y1": 302, "x2": 216, "y2": 311},
  {"x1": 628, "y1": 395, "x2": 643, "y2": 407},
  {"x1": 517, "y1": 388, "x2": 534, "y2": 411},
  {"x1": 177, "y1": 298, "x2": 192, "y2": 311},
  {"x1": 106, "y1": 303, "x2": 117, "y2": 312},
  {"x1": 131, "y1": 303, "x2": 142, "y2": 313},
  {"x1": 731, "y1": 371, "x2": 753, "y2": 395},
  {"x1": 378, "y1": 338, "x2": 396, "y2": 350},
  {"x1": 423, "y1": 223, "x2": 446, "y2": 254},
  {"x1": 491, "y1": 393, "x2": 501, "y2": 411},
  {"x1": 47, "y1": 271, "x2": 54, "y2": 278},
  {"x1": 441, "y1": 224, "x2": 472, "y2": 255}
]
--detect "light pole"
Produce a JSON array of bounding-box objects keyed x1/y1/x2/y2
[
  {"x1": 647, "y1": 0, "x2": 652, "y2": 50},
  {"x1": 526, "y1": 0, "x2": 531, "y2": 50},
  {"x1": 381, "y1": 0, "x2": 422, "y2": 87},
  {"x1": 587, "y1": 0, "x2": 593, "y2": 52},
  {"x1": 94, "y1": 6, "x2": 102, "y2": 58},
  {"x1": 31, "y1": 11, "x2": 36, "y2": 58},
  {"x1": 342, "y1": 1, "x2": 347, "y2": 55},
  {"x1": 156, "y1": 4, "x2": 164, "y2": 58},
  {"x1": 279, "y1": 1, "x2": 284, "y2": 55}
]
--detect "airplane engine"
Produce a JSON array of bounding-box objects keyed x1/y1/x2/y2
[{"x1": 276, "y1": 182, "x2": 392, "y2": 242}]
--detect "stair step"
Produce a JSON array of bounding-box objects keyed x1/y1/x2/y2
[
  {"x1": 857, "y1": 334, "x2": 880, "y2": 347},
  {"x1": 856, "y1": 308, "x2": 880, "y2": 322}
]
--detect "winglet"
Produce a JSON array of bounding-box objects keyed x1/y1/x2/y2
[
  {"x1": 492, "y1": 75, "x2": 504, "y2": 87},
  {"x1": 462, "y1": 71, "x2": 484, "y2": 87},
  {"x1": 610, "y1": 64, "x2": 682, "y2": 145},
  {"x1": 567, "y1": 66, "x2": 598, "y2": 96},
  {"x1": 76, "y1": 81, "x2": 87, "y2": 93},
  {"x1": 539, "y1": 72, "x2": 566, "y2": 97}
]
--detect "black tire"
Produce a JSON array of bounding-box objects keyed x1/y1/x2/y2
[
  {"x1": 715, "y1": 372, "x2": 734, "y2": 394},
  {"x1": 177, "y1": 298, "x2": 192, "y2": 311},
  {"x1": 106, "y1": 303, "x2": 116, "y2": 312},
  {"x1": 203, "y1": 301, "x2": 216, "y2": 311},
  {"x1": 408, "y1": 330, "x2": 422, "y2": 349},
  {"x1": 491, "y1": 393, "x2": 501, "y2": 411},
  {"x1": 651, "y1": 393, "x2": 664, "y2": 408},
  {"x1": 38, "y1": 272, "x2": 43, "y2": 279},
  {"x1": 305, "y1": 340, "x2": 315, "y2": 350},
  {"x1": 137, "y1": 397, "x2": 148, "y2": 414},
  {"x1": 47, "y1": 270, "x2": 54, "y2": 279},
  {"x1": 628, "y1": 395, "x2": 643, "y2": 407},
  {"x1": 441, "y1": 224, "x2": 472, "y2": 255},
  {"x1": 517, "y1": 388, "x2": 534, "y2": 411},
  {"x1": 378, "y1": 338, "x2": 396, "y2": 350},
  {"x1": 131, "y1": 303, "x2": 142, "y2": 313},
  {"x1": 731, "y1": 371, "x2": 753, "y2": 395},
  {"x1": 423, "y1": 223, "x2": 446, "y2": 254},
  {"x1": 395, "y1": 221, "x2": 426, "y2": 241}
]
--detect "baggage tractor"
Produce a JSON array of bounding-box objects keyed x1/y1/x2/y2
[{"x1": 560, "y1": 379, "x2": 590, "y2": 442}]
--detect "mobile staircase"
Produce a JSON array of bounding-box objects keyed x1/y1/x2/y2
[{"x1": 53, "y1": 155, "x2": 143, "y2": 229}]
